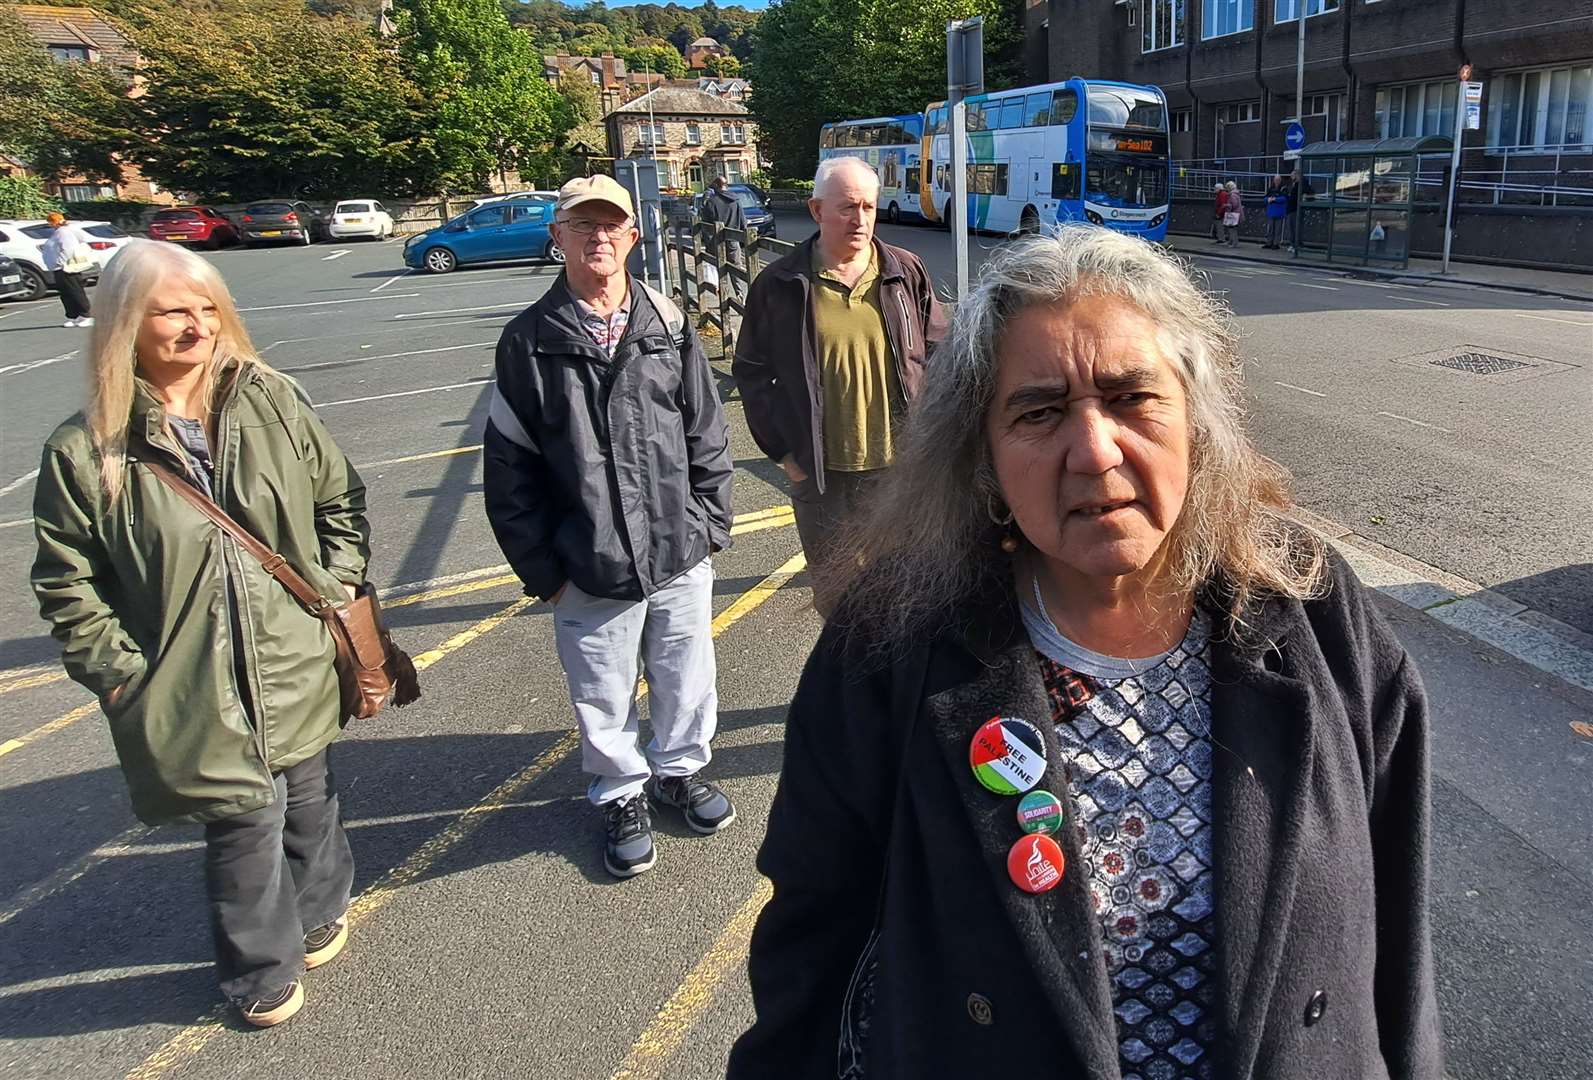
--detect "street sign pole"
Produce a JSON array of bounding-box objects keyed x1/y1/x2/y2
[
  {"x1": 947, "y1": 17, "x2": 983, "y2": 300},
  {"x1": 1292, "y1": 0, "x2": 1306, "y2": 256},
  {"x1": 1443, "y1": 75, "x2": 1482, "y2": 274}
]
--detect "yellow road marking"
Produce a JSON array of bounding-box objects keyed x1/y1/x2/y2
[
  {"x1": 122, "y1": 551, "x2": 806, "y2": 1080},
  {"x1": 0, "y1": 670, "x2": 67, "y2": 696},
  {"x1": 0, "y1": 702, "x2": 97, "y2": 760},
  {"x1": 606, "y1": 879, "x2": 774, "y2": 1080},
  {"x1": 384, "y1": 574, "x2": 520, "y2": 610},
  {"x1": 734, "y1": 504, "x2": 796, "y2": 525},
  {"x1": 409, "y1": 596, "x2": 534, "y2": 671}
]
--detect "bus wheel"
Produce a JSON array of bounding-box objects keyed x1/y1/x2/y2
[
  {"x1": 943, "y1": 202, "x2": 954, "y2": 232},
  {"x1": 886, "y1": 202, "x2": 899, "y2": 224},
  {"x1": 1019, "y1": 207, "x2": 1040, "y2": 235}
]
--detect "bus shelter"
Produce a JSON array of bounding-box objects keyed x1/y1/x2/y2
[{"x1": 1295, "y1": 135, "x2": 1452, "y2": 269}]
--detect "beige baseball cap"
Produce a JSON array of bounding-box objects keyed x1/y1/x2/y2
[{"x1": 556, "y1": 175, "x2": 634, "y2": 219}]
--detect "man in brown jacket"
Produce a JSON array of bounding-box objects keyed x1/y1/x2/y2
[{"x1": 732, "y1": 155, "x2": 946, "y2": 615}]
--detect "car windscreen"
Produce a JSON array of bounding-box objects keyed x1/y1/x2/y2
[
  {"x1": 247, "y1": 202, "x2": 295, "y2": 214},
  {"x1": 733, "y1": 191, "x2": 763, "y2": 211},
  {"x1": 153, "y1": 210, "x2": 200, "y2": 221},
  {"x1": 85, "y1": 224, "x2": 127, "y2": 238},
  {"x1": 337, "y1": 202, "x2": 374, "y2": 214},
  {"x1": 21, "y1": 224, "x2": 52, "y2": 239}
]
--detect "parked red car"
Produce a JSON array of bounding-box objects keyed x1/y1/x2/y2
[{"x1": 146, "y1": 206, "x2": 240, "y2": 249}]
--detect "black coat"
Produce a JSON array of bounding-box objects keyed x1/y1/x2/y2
[
  {"x1": 483, "y1": 275, "x2": 733, "y2": 602},
  {"x1": 701, "y1": 188, "x2": 748, "y2": 232},
  {"x1": 729, "y1": 552, "x2": 1441, "y2": 1079}
]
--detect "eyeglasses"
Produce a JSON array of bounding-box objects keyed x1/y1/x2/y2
[{"x1": 557, "y1": 217, "x2": 633, "y2": 237}]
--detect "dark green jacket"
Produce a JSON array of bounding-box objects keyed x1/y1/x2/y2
[{"x1": 32, "y1": 364, "x2": 369, "y2": 825}]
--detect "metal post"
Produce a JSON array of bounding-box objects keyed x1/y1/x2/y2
[
  {"x1": 1441, "y1": 94, "x2": 1464, "y2": 273},
  {"x1": 1291, "y1": 0, "x2": 1306, "y2": 258},
  {"x1": 946, "y1": 17, "x2": 982, "y2": 300}
]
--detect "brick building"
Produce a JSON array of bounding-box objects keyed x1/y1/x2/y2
[
  {"x1": 605, "y1": 87, "x2": 760, "y2": 192},
  {"x1": 12, "y1": 4, "x2": 169, "y2": 203},
  {"x1": 1037, "y1": 0, "x2": 1592, "y2": 163},
  {"x1": 685, "y1": 36, "x2": 729, "y2": 72},
  {"x1": 544, "y1": 51, "x2": 632, "y2": 115}
]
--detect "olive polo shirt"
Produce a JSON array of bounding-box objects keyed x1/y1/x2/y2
[{"x1": 809, "y1": 246, "x2": 903, "y2": 472}]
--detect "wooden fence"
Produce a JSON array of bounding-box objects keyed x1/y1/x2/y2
[{"x1": 663, "y1": 218, "x2": 796, "y2": 357}]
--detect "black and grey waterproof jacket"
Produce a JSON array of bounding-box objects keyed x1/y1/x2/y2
[{"x1": 483, "y1": 274, "x2": 734, "y2": 602}]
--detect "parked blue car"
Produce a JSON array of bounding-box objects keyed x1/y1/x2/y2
[{"x1": 403, "y1": 198, "x2": 562, "y2": 274}]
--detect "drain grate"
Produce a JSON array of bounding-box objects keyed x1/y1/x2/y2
[{"x1": 1431, "y1": 351, "x2": 1531, "y2": 375}]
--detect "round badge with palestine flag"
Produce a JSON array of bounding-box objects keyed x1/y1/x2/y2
[
  {"x1": 969, "y1": 716, "x2": 1047, "y2": 796},
  {"x1": 1007, "y1": 833, "x2": 1066, "y2": 894}
]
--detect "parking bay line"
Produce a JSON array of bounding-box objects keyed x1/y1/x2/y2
[
  {"x1": 317, "y1": 378, "x2": 493, "y2": 408},
  {"x1": 322, "y1": 249, "x2": 352, "y2": 262},
  {"x1": 370, "y1": 268, "x2": 413, "y2": 293},
  {"x1": 392, "y1": 302, "x2": 526, "y2": 320},
  {"x1": 121, "y1": 550, "x2": 808, "y2": 1080},
  {"x1": 279, "y1": 340, "x2": 496, "y2": 375},
  {"x1": 1273, "y1": 381, "x2": 1327, "y2": 398},
  {"x1": 1514, "y1": 312, "x2": 1593, "y2": 327},
  {"x1": 236, "y1": 293, "x2": 420, "y2": 313},
  {"x1": 1288, "y1": 281, "x2": 1340, "y2": 291}
]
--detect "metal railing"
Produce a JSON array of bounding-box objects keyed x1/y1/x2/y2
[
  {"x1": 663, "y1": 216, "x2": 796, "y2": 357},
  {"x1": 1174, "y1": 142, "x2": 1593, "y2": 208}
]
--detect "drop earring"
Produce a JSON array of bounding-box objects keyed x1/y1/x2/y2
[{"x1": 987, "y1": 496, "x2": 1020, "y2": 554}]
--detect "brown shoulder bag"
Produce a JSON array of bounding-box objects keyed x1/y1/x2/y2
[{"x1": 145, "y1": 460, "x2": 420, "y2": 720}]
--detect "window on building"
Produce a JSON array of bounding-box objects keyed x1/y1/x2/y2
[
  {"x1": 1203, "y1": 0, "x2": 1252, "y2": 39},
  {"x1": 686, "y1": 123, "x2": 701, "y2": 145},
  {"x1": 720, "y1": 123, "x2": 746, "y2": 144},
  {"x1": 590, "y1": 70, "x2": 601, "y2": 85},
  {"x1": 1171, "y1": 109, "x2": 1192, "y2": 133},
  {"x1": 726, "y1": 159, "x2": 744, "y2": 182},
  {"x1": 1487, "y1": 64, "x2": 1593, "y2": 151},
  {"x1": 58, "y1": 183, "x2": 115, "y2": 202},
  {"x1": 47, "y1": 44, "x2": 91, "y2": 62},
  {"x1": 1275, "y1": 0, "x2": 1338, "y2": 22},
  {"x1": 1374, "y1": 80, "x2": 1456, "y2": 139},
  {"x1": 1141, "y1": 0, "x2": 1184, "y2": 53},
  {"x1": 1291, "y1": 92, "x2": 1345, "y2": 140},
  {"x1": 1216, "y1": 101, "x2": 1261, "y2": 125},
  {"x1": 636, "y1": 122, "x2": 667, "y2": 147}
]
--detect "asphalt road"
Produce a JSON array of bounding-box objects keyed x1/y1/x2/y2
[{"x1": 0, "y1": 231, "x2": 1589, "y2": 1079}]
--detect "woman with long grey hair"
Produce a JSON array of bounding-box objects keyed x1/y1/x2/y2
[
  {"x1": 729, "y1": 227, "x2": 1440, "y2": 1079},
  {"x1": 32, "y1": 240, "x2": 370, "y2": 1027}
]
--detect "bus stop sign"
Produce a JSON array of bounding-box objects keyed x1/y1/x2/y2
[{"x1": 1284, "y1": 121, "x2": 1307, "y2": 152}]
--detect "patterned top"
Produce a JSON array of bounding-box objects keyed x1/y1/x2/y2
[
  {"x1": 1022, "y1": 586, "x2": 1218, "y2": 1080},
  {"x1": 574, "y1": 291, "x2": 631, "y2": 357}
]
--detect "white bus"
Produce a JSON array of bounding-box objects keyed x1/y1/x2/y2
[{"x1": 818, "y1": 113, "x2": 927, "y2": 223}]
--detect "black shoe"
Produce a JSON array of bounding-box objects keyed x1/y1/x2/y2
[
  {"x1": 648, "y1": 774, "x2": 737, "y2": 835},
  {"x1": 604, "y1": 794, "x2": 657, "y2": 878},
  {"x1": 240, "y1": 981, "x2": 304, "y2": 1027},
  {"x1": 303, "y1": 919, "x2": 347, "y2": 970}
]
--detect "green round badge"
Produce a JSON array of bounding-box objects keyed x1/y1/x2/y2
[{"x1": 1015, "y1": 789, "x2": 1065, "y2": 835}]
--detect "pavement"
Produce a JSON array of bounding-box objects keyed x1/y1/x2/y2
[{"x1": 0, "y1": 229, "x2": 1590, "y2": 1079}]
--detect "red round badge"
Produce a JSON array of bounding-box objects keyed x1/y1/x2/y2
[{"x1": 1007, "y1": 833, "x2": 1066, "y2": 895}]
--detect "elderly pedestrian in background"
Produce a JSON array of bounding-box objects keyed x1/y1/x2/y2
[
  {"x1": 484, "y1": 175, "x2": 736, "y2": 880},
  {"x1": 40, "y1": 211, "x2": 94, "y2": 327},
  {"x1": 729, "y1": 228, "x2": 1440, "y2": 1079},
  {"x1": 1221, "y1": 180, "x2": 1244, "y2": 247},
  {"x1": 1209, "y1": 182, "x2": 1226, "y2": 242},
  {"x1": 732, "y1": 154, "x2": 946, "y2": 616},
  {"x1": 1264, "y1": 175, "x2": 1289, "y2": 249},
  {"x1": 33, "y1": 240, "x2": 370, "y2": 1027}
]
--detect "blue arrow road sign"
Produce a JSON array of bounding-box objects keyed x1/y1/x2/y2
[{"x1": 1284, "y1": 122, "x2": 1306, "y2": 151}]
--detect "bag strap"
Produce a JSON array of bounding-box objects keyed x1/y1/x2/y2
[{"x1": 142, "y1": 457, "x2": 332, "y2": 613}]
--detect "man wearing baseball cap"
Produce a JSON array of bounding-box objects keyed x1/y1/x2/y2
[{"x1": 483, "y1": 175, "x2": 737, "y2": 878}]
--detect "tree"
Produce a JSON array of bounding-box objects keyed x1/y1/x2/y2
[
  {"x1": 748, "y1": 0, "x2": 1021, "y2": 178},
  {"x1": 396, "y1": 0, "x2": 573, "y2": 191},
  {"x1": 620, "y1": 41, "x2": 685, "y2": 80},
  {"x1": 702, "y1": 53, "x2": 740, "y2": 79},
  {"x1": 0, "y1": 174, "x2": 63, "y2": 219},
  {"x1": 0, "y1": 6, "x2": 129, "y2": 183}
]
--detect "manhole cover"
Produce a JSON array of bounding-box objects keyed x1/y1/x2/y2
[{"x1": 1431, "y1": 351, "x2": 1531, "y2": 375}]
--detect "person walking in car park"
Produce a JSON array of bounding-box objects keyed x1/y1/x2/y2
[
  {"x1": 732, "y1": 154, "x2": 946, "y2": 617},
  {"x1": 32, "y1": 240, "x2": 367, "y2": 1028},
  {"x1": 1264, "y1": 175, "x2": 1289, "y2": 249},
  {"x1": 1209, "y1": 182, "x2": 1226, "y2": 242},
  {"x1": 1221, "y1": 181, "x2": 1244, "y2": 247},
  {"x1": 698, "y1": 175, "x2": 747, "y2": 300},
  {"x1": 41, "y1": 211, "x2": 94, "y2": 327},
  {"x1": 483, "y1": 175, "x2": 736, "y2": 880}
]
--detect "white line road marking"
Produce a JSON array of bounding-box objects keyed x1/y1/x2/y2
[
  {"x1": 317, "y1": 378, "x2": 493, "y2": 408},
  {"x1": 1514, "y1": 312, "x2": 1593, "y2": 327},
  {"x1": 322, "y1": 249, "x2": 352, "y2": 261},
  {"x1": 0, "y1": 468, "x2": 40, "y2": 499},
  {"x1": 393, "y1": 302, "x2": 523, "y2": 320},
  {"x1": 1289, "y1": 281, "x2": 1340, "y2": 291},
  {"x1": 237, "y1": 293, "x2": 419, "y2": 313},
  {"x1": 279, "y1": 340, "x2": 495, "y2": 374},
  {"x1": 370, "y1": 268, "x2": 413, "y2": 293},
  {"x1": 405, "y1": 271, "x2": 552, "y2": 291},
  {"x1": 0, "y1": 518, "x2": 31, "y2": 529},
  {"x1": 0, "y1": 822, "x2": 153, "y2": 927},
  {"x1": 1378, "y1": 410, "x2": 1454, "y2": 435},
  {"x1": 381, "y1": 563, "x2": 512, "y2": 599},
  {"x1": 0, "y1": 349, "x2": 78, "y2": 377},
  {"x1": 1274, "y1": 381, "x2": 1327, "y2": 398},
  {"x1": 1395, "y1": 295, "x2": 1450, "y2": 306}
]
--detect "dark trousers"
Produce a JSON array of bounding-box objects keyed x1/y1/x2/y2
[
  {"x1": 1265, "y1": 216, "x2": 1285, "y2": 247},
  {"x1": 55, "y1": 271, "x2": 90, "y2": 320},
  {"x1": 790, "y1": 468, "x2": 883, "y2": 618},
  {"x1": 203, "y1": 747, "x2": 353, "y2": 1004}
]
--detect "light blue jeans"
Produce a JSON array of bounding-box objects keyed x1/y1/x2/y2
[{"x1": 552, "y1": 558, "x2": 718, "y2": 805}]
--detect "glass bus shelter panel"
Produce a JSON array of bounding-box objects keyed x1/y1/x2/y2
[
  {"x1": 1367, "y1": 207, "x2": 1410, "y2": 263},
  {"x1": 1336, "y1": 158, "x2": 1372, "y2": 203},
  {"x1": 1298, "y1": 205, "x2": 1333, "y2": 253},
  {"x1": 1301, "y1": 159, "x2": 1336, "y2": 204},
  {"x1": 1331, "y1": 207, "x2": 1371, "y2": 265},
  {"x1": 1372, "y1": 155, "x2": 1413, "y2": 206}
]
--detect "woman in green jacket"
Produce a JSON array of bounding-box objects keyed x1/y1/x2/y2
[{"x1": 32, "y1": 239, "x2": 370, "y2": 1028}]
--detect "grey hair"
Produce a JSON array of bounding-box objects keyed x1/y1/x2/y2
[
  {"x1": 830, "y1": 226, "x2": 1325, "y2": 648},
  {"x1": 812, "y1": 155, "x2": 882, "y2": 201}
]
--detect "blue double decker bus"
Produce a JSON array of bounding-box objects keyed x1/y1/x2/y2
[{"x1": 920, "y1": 78, "x2": 1170, "y2": 241}]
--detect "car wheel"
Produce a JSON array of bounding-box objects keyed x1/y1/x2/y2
[
  {"x1": 206, "y1": 234, "x2": 223, "y2": 251},
  {"x1": 545, "y1": 239, "x2": 565, "y2": 264},
  {"x1": 423, "y1": 247, "x2": 457, "y2": 273},
  {"x1": 16, "y1": 264, "x2": 48, "y2": 301}
]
